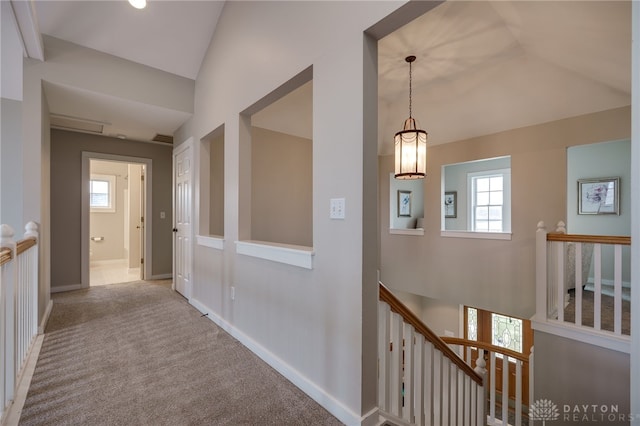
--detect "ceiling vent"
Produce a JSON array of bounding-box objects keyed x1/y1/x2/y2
[
  {"x1": 152, "y1": 134, "x2": 174, "y2": 144},
  {"x1": 50, "y1": 114, "x2": 106, "y2": 134}
]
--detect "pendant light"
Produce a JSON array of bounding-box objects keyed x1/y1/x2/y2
[{"x1": 394, "y1": 55, "x2": 427, "y2": 179}]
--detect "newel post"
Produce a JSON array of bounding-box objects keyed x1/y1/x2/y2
[
  {"x1": 24, "y1": 222, "x2": 38, "y2": 240},
  {"x1": 475, "y1": 349, "x2": 488, "y2": 426},
  {"x1": 535, "y1": 222, "x2": 548, "y2": 321}
]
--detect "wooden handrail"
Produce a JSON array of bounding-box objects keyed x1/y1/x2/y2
[
  {"x1": 16, "y1": 237, "x2": 37, "y2": 256},
  {"x1": 547, "y1": 233, "x2": 630, "y2": 246},
  {"x1": 0, "y1": 247, "x2": 12, "y2": 266},
  {"x1": 379, "y1": 283, "x2": 483, "y2": 385},
  {"x1": 440, "y1": 336, "x2": 529, "y2": 363}
]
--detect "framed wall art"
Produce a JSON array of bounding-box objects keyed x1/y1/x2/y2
[
  {"x1": 578, "y1": 177, "x2": 619, "y2": 215},
  {"x1": 398, "y1": 190, "x2": 412, "y2": 217},
  {"x1": 444, "y1": 191, "x2": 457, "y2": 218}
]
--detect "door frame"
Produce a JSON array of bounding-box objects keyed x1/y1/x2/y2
[
  {"x1": 172, "y1": 138, "x2": 194, "y2": 298},
  {"x1": 81, "y1": 152, "x2": 153, "y2": 288}
]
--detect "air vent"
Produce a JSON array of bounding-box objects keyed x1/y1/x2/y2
[
  {"x1": 152, "y1": 134, "x2": 173, "y2": 144},
  {"x1": 50, "y1": 114, "x2": 106, "y2": 134}
]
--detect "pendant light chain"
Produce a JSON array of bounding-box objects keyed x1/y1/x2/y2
[{"x1": 408, "y1": 59, "x2": 412, "y2": 119}]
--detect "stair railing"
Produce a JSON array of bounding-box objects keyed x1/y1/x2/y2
[
  {"x1": 535, "y1": 221, "x2": 631, "y2": 344},
  {"x1": 1, "y1": 222, "x2": 39, "y2": 423},
  {"x1": 441, "y1": 337, "x2": 532, "y2": 426},
  {"x1": 378, "y1": 283, "x2": 486, "y2": 426}
]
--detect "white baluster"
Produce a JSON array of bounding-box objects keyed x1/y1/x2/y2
[
  {"x1": 501, "y1": 358, "x2": 508, "y2": 426},
  {"x1": 390, "y1": 312, "x2": 403, "y2": 417},
  {"x1": 594, "y1": 244, "x2": 602, "y2": 330},
  {"x1": 424, "y1": 340, "x2": 433, "y2": 425},
  {"x1": 535, "y1": 222, "x2": 548, "y2": 322},
  {"x1": 474, "y1": 352, "x2": 487, "y2": 426},
  {"x1": 515, "y1": 360, "x2": 522, "y2": 426},
  {"x1": 433, "y1": 350, "x2": 442, "y2": 425},
  {"x1": 575, "y1": 242, "x2": 583, "y2": 326},
  {"x1": 403, "y1": 323, "x2": 415, "y2": 423},
  {"x1": 414, "y1": 333, "x2": 425, "y2": 426},
  {"x1": 614, "y1": 244, "x2": 622, "y2": 335}
]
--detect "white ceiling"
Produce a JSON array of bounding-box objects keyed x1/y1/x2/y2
[{"x1": 28, "y1": 1, "x2": 631, "y2": 149}]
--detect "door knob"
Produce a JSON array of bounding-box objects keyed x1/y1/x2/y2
[{"x1": 173, "y1": 228, "x2": 178, "y2": 232}]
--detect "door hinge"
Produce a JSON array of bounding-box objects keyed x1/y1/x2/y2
[
  {"x1": 141, "y1": 216, "x2": 144, "y2": 223},
  {"x1": 141, "y1": 258, "x2": 144, "y2": 264}
]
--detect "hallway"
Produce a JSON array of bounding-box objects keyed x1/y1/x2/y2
[{"x1": 14, "y1": 281, "x2": 342, "y2": 425}]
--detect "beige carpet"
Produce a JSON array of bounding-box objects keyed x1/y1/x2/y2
[
  {"x1": 18, "y1": 280, "x2": 343, "y2": 425},
  {"x1": 563, "y1": 288, "x2": 631, "y2": 335}
]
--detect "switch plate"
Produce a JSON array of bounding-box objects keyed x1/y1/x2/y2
[
  {"x1": 231, "y1": 286, "x2": 235, "y2": 301},
  {"x1": 330, "y1": 198, "x2": 346, "y2": 219},
  {"x1": 160, "y1": 211, "x2": 166, "y2": 219}
]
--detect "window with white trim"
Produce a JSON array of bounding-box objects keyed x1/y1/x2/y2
[
  {"x1": 90, "y1": 174, "x2": 116, "y2": 213},
  {"x1": 468, "y1": 168, "x2": 511, "y2": 232}
]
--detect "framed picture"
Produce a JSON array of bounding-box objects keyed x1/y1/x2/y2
[
  {"x1": 397, "y1": 190, "x2": 412, "y2": 217},
  {"x1": 578, "y1": 177, "x2": 620, "y2": 215},
  {"x1": 444, "y1": 191, "x2": 457, "y2": 218}
]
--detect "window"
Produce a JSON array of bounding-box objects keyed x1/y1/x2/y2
[
  {"x1": 90, "y1": 174, "x2": 116, "y2": 212},
  {"x1": 465, "y1": 306, "x2": 529, "y2": 363},
  {"x1": 468, "y1": 168, "x2": 511, "y2": 232},
  {"x1": 441, "y1": 156, "x2": 511, "y2": 238}
]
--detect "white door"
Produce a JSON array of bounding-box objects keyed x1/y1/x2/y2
[{"x1": 174, "y1": 144, "x2": 193, "y2": 297}]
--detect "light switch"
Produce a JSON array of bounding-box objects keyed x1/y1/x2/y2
[
  {"x1": 160, "y1": 211, "x2": 166, "y2": 219},
  {"x1": 330, "y1": 198, "x2": 345, "y2": 219}
]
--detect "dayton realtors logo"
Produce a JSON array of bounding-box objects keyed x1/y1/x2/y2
[
  {"x1": 530, "y1": 399, "x2": 639, "y2": 423},
  {"x1": 530, "y1": 399, "x2": 560, "y2": 425}
]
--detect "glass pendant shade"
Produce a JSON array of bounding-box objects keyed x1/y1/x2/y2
[{"x1": 394, "y1": 117, "x2": 427, "y2": 179}]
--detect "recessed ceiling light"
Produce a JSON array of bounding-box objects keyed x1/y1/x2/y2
[{"x1": 128, "y1": 0, "x2": 146, "y2": 10}]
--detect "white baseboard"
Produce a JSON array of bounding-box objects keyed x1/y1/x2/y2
[
  {"x1": 50, "y1": 284, "x2": 83, "y2": 293},
  {"x1": 2, "y1": 334, "x2": 44, "y2": 426},
  {"x1": 147, "y1": 273, "x2": 172, "y2": 280},
  {"x1": 189, "y1": 298, "x2": 365, "y2": 426},
  {"x1": 38, "y1": 300, "x2": 53, "y2": 334}
]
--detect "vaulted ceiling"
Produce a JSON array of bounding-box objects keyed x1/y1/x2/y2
[{"x1": 27, "y1": 1, "x2": 632, "y2": 151}]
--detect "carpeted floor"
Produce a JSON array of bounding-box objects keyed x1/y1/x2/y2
[
  {"x1": 563, "y1": 288, "x2": 631, "y2": 335},
  {"x1": 18, "y1": 280, "x2": 343, "y2": 426}
]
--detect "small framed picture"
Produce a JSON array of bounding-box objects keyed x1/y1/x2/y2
[
  {"x1": 398, "y1": 190, "x2": 412, "y2": 217},
  {"x1": 578, "y1": 177, "x2": 620, "y2": 215},
  {"x1": 444, "y1": 191, "x2": 457, "y2": 218}
]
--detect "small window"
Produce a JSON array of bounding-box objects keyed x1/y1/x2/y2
[
  {"x1": 90, "y1": 174, "x2": 116, "y2": 213},
  {"x1": 468, "y1": 168, "x2": 510, "y2": 232}
]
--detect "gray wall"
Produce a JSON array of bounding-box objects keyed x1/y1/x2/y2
[
  {"x1": 50, "y1": 129, "x2": 172, "y2": 288},
  {"x1": 380, "y1": 106, "x2": 631, "y2": 319},
  {"x1": 567, "y1": 139, "x2": 631, "y2": 284},
  {"x1": 251, "y1": 126, "x2": 312, "y2": 247},
  {"x1": 534, "y1": 330, "x2": 631, "y2": 426}
]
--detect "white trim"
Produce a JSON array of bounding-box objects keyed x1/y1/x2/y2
[
  {"x1": 189, "y1": 297, "x2": 366, "y2": 426},
  {"x1": 235, "y1": 240, "x2": 314, "y2": 269},
  {"x1": 440, "y1": 230, "x2": 512, "y2": 241},
  {"x1": 81, "y1": 152, "x2": 153, "y2": 287},
  {"x1": 531, "y1": 317, "x2": 630, "y2": 354},
  {"x1": 38, "y1": 300, "x2": 53, "y2": 334},
  {"x1": 50, "y1": 284, "x2": 83, "y2": 293},
  {"x1": 196, "y1": 235, "x2": 224, "y2": 250},
  {"x1": 389, "y1": 228, "x2": 424, "y2": 236},
  {"x1": 147, "y1": 273, "x2": 172, "y2": 280},
  {"x1": 1, "y1": 334, "x2": 44, "y2": 426}
]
